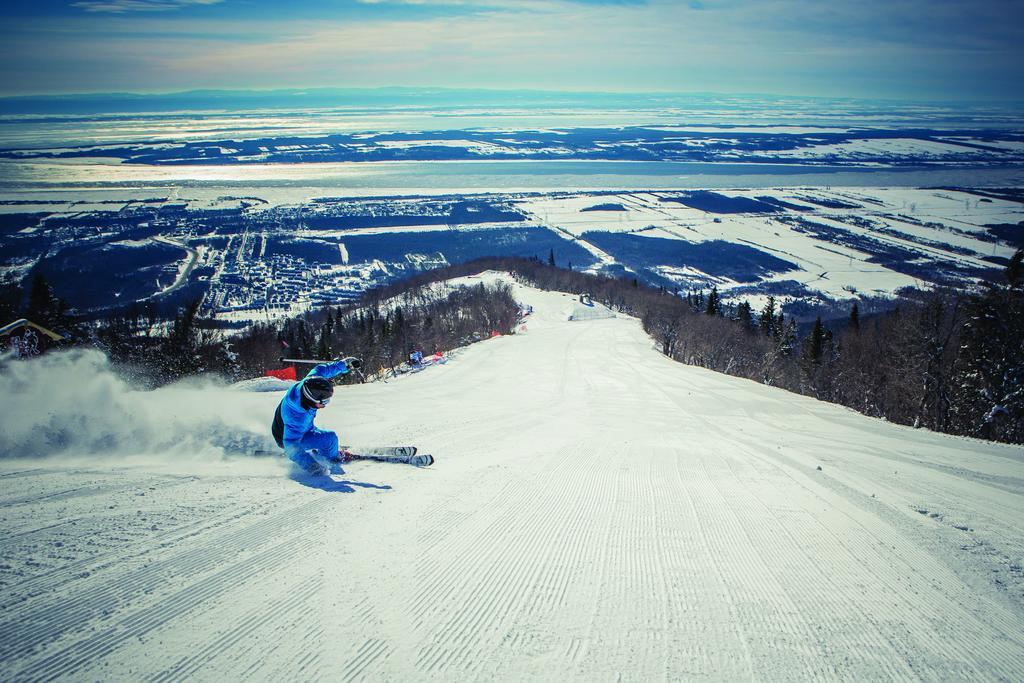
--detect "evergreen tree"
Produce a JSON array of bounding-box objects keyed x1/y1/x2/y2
[
  {"x1": 362, "y1": 309, "x2": 376, "y2": 346},
  {"x1": 162, "y1": 298, "x2": 204, "y2": 378},
  {"x1": 800, "y1": 316, "x2": 835, "y2": 398},
  {"x1": 316, "y1": 323, "x2": 332, "y2": 360},
  {"x1": 805, "y1": 317, "x2": 825, "y2": 362},
  {"x1": 323, "y1": 308, "x2": 334, "y2": 340},
  {"x1": 548, "y1": 249, "x2": 555, "y2": 267},
  {"x1": 25, "y1": 272, "x2": 70, "y2": 332},
  {"x1": 735, "y1": 301, "x2": 754, "y2": 332},
  {"x1": 287, "y1": 320, "x2": 306, "y2": 359},
  {"x1": 1006, "y1": 249, "x2": 1023, "y2": 288},
  {"x1": 849, "y1": 302, "x2": 860, "y2": 333},
  {"x1": 704, "y1": 286, "x2": 720, "y2": 316},
  {"x1": 393, "y1": 306, "x2": 405, "y2": 333},
  {"x1": 778, "y1": 317, "x2": 798, "y2": 356},
  {"x1": 906, "y1": 293, "x2": 960, "y2": 432},
  {"x1": 759, "y1": 296, "x2": 777, "y2": 337}
]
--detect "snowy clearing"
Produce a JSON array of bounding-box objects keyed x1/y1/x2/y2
[
  {"x1": 515, "y1": 187, "x2": 1022, "y2": 303},
  {"x1": 1, "y1": 274, "x2": 1023, "y2": 680}
]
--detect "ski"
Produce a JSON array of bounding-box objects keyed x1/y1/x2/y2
[
  {"x1": 342, "y1": 445, "x2": 417, "y2": 458},
  {"x1": 342, "y1": 449, "x2": 434, "y2": 467}
]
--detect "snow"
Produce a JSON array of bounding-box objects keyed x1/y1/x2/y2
[
  {"x1": 107, "y1": 238, "x2": 153, "y2": 248},
  {"x1": 374, "y1": 139, "x2": 521, "y2": 155},
  {"x1": 518, "y1": 192, "x2": 706, "y2": 237},
  {"x1": 514, "y1": 187, "x2": 1023, "y2": 304},
  {"x1": 645, "y1": 126, "x2": 856, "y2": 134},
  {"x1": 1, "y1": 275, "x2": 1023, "y2": 680},
  {"x1": 567, "y1": 301, "x2": 616, "y2": 321},
  {"x1": 231, "y1": 376, "x2": 296, "y2": 393},
  {"x1": 763, "y1": 138, "x2": 995, "y2": 161},
  {"x1": 940, "y1": 137, "x2": 1024, "y2": 153}
]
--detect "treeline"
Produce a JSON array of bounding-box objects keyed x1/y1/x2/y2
[
  {"x1": 0, "y1": 276, "x2": 240, "y2": 387},
  {"x1": 1, "y1": 271, "x2": 521, "y2": 388},
  {"x1": 230, "y1": 280, "x2": 520, "y2": 381},
  {"x1": 650, "y1": 280, "x2": 1022, "y2": 444}
]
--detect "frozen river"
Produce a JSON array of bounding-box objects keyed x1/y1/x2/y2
[{"x1": 3, "y1": 158, "x2": 1023, "y2": 194}]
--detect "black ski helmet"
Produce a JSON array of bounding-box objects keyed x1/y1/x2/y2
[{"x1": 301, "y1": 377, "x2": 334, "y2": 405}]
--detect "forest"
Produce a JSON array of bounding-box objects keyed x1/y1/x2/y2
[{"x1": 3, "y1": 248, "x2": 1021, "y2": 444}]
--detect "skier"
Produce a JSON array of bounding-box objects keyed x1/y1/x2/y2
[{"x1": 271, "y1": 357, "x2": 362, "y2": 475}]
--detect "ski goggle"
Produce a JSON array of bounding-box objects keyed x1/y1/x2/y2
[{"x1": 301, "y1": 385, "x2": 332, "y2": 406}]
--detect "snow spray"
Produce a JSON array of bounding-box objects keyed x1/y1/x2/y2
[{"x1": 0, "y1": 349, "x2": 277, "y2": 461}]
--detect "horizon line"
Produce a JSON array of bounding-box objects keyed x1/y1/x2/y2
[{"x1": 3, "y1": 85, "x2": 1023, "y2": 109}]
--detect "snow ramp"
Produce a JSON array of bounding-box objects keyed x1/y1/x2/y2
[
  {"x1": 567, "y1": 301, "x2": 616, "y2": 321},
  {"x1": 2, "y1": 274, "x2": 1024, "y2": 680}
]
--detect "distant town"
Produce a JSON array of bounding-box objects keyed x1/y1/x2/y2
[{"x1": 2, "y1": 186, "x2": 1020, "y2": 324}]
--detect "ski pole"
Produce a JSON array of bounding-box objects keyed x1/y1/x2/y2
[{"x1": 279, "y1": 356, "x2": 375, "y2": 384}]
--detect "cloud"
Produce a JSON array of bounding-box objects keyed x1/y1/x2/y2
[
  {"x1": 5, "y1": 0, "x2": 1022, "y2": 99},
  {"x1": 71, "y1": 0, "x2": 224, "y2": 13}
]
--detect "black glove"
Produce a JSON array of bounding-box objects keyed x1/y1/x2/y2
[{"x1": 342, "y1": 356, "x2": 363, "y2": 371}]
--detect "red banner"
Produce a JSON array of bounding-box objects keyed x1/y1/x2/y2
[{"x1": 265, "y1": 366, "x2": 297, "y2": 381}]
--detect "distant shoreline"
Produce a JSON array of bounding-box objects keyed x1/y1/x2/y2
[{"x1": 2, "y1": 159, "x2": 1022, "y2": 193}]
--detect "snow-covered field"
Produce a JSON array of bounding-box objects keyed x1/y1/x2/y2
[
  {"x1": 2, "y1": 274, "x2": 1023, "y2": 680},
  {"x1": 517, "y1": 187, "x2": 1022, "y2": 301}
]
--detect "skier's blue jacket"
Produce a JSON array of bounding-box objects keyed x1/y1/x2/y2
[{"x1": 272, "y1": 360, "x2": 350, "y2": 452}]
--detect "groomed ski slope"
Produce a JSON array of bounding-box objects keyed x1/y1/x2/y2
[{"x1": 2, "y1": 272, "x2": 1024, "y2": 681}]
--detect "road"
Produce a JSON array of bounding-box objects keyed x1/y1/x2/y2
[{"x1": 149, "y1": 235, "x2": 199, "y2": 299}]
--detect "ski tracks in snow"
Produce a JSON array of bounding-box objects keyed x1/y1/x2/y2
[
  {"x1": 618, "y1": 330, "x2": 1024, "y2": 679},
  {"x1": 2, "y1": 276, "x2": 1023, "y2": 680},
  {"x1": 0, "y1": 473, "x2": 343, "y2": 681}
]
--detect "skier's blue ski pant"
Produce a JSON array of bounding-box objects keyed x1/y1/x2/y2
[{"x1": 284, "y1": 430, "x2": 339, "y2": 471}]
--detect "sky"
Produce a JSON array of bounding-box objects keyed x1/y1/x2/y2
[{"x1": 1, "y1": 0, "x2": 1023, "y2": 103}]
